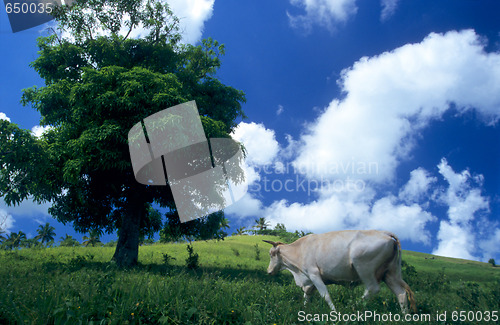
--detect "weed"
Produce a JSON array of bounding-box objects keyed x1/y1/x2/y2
[
  {"x1": 162, "y1": 253, "x2": 176, "y2": 265},
  {"x1": 254, "y1": 243, "x2": 260, "y2": 261},
  {"x1": 185, "y1": 244, "x2": 199, "y2": 270}
]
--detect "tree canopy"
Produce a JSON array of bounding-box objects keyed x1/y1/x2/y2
[{"x1": 0, "y1": 0, "x2": 246, "y2": 266}]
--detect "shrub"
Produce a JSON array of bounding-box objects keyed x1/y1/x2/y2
[
  {"x1": 185, "y1": 244, "x2": 199, "y2": 270},
  {"x1": 488, "y1": 258, "x2": 496, "y2": 267},
  {"x1": 254, "y1": 244, "x2": 261, "y2": 261},
  {"x1": 162, "y1": 253, "x2": 176, "y2": 265}
]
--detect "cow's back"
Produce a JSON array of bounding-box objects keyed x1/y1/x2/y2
[{"x1": 295, "y1": 230, "x2": 396, "y2": 283}]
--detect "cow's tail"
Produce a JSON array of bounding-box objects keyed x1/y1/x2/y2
[{"x1": 387, "y1": 232, "x2": 417, "y2": 314}]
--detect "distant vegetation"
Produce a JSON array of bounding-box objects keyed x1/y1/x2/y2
[{"x1": 1, "y1": 234, "x2": 498, "y2": 324}]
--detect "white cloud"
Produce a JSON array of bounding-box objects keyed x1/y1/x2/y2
[
  {"x1": 479, "y1": 229, "x2": 500, "y2": 262},
  {"x1": 364, "y1": 196, "x2": 435, "y2": 244},
  {"x1": 432, "y1": 159, "x2": 490, "y2": 260},
  {"x1": 0, "y1": 198, "x2": 51, "y2": 219},
  {"x1": 0, "y1": 210, "x2": 15, "y2": 234},
  {"x1": 232, "y1": 122, "x2": 279, "y2": 166},
  {"x1": 380, "y1": 0, "x2": 399, "y2": 21},
  {"x1": 165, "y1": 0, "x2": 214, "y2": 44},
  {"x1": 31, "y1": 125, "x2": 52, "y2": 138},
  {"x1": 224, "y1": 193, "x2": 263, "y2": 219},
  {"x1": 0, "y1": 112, "x2": 11, "y2": 122},
  {"x1": 287, "y1": 0, "x2": 357, "y2": 32},
  {"x1": 293, "y1": 30, "x2": 500, "y2": 183},
  {"x1": 264, "y1": 182, "x2": 435, "y2": 244},
  {"x1": 433, "y1": 220, "x2": 477, "y2": 260},
  {"x1": 399, "y1": 168, "x2": 437, "y2": 203}
]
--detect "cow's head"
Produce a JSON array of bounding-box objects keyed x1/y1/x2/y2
[{"x1": 263, "y1": 240, "x2": 285, "y2": 275}]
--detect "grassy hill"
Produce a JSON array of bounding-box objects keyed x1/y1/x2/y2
[{"x1": 0, "y1": 235, "x2": 498, "y2": 324}]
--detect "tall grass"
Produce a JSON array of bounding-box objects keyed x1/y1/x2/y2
[{"x1": 0, "y1": 236, "x2": 498, "y2": 324}]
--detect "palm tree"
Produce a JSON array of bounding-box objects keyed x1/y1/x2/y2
[
  {"x1": 82, "y1": 230, "x2": 102, "y2": 247},
  {"x1": 233, "y1": 227, "x2": 247, "y2": 236},
  {"x1": 220, "y1": 217, "x2": 230, "y2": 230},
  {"x1": 59, "y1": 234, "x2": 80, "y2": 247},
  {"x1": 35, "y1": 223, "x2": 56, "y2": 246},
  {"x1": 4, "y1": 231, "x2": 26, "y2": 249},
  {"x1": 254, "y1": 217, "x2": 270, "y2": 232}
]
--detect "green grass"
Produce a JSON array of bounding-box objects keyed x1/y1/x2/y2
[{"x1": 0, "y1": 235, "x2": 499, "y2": 324}]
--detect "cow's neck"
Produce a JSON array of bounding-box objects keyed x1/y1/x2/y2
[{"x1": 280, "y1": 245, "x2": 302, "y2": 273}]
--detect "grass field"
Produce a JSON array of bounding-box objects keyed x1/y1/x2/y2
[{"x1": 1, "y1": 235, "x2": 499, "y2": 324}]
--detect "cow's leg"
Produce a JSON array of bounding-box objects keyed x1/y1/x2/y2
[
  {"x1": 303, "y1": 285, "x2": 315, "y2": 306},
  {"x1": 384, "y1": 275, "x2": 408, "y2": 313},
  {"x1": 309, "y1": 273, "x2": 336, "y2": 311},
  {"x1": 354, "y1": 268, "x2": 381, "y2": 300}
]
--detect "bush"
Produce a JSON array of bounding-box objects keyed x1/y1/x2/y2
[
  {"x1": 254, "y1": 244, "x2": 261, "y2": 261},
  {"x1": 185, "y1": 244, "x2": 199, "y2": 270},
  {"x1": 488, "y1": 258, "x2": 496, "y2": 267},
  {"x1": 162, "y1": 253, "x2": 176, "y2": 265}
]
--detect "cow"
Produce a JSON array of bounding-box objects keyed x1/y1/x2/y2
[{"x1": 263, "y1": 230, "x2": 416, "y2": 313}]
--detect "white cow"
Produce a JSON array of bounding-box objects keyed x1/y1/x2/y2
[{"x1": 264, "y1": 230, "x2": 416, "y2": 313}]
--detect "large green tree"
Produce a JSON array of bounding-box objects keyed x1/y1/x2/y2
[{"x1": 0, "y1": 0, "x2": 245, "y2": 266}]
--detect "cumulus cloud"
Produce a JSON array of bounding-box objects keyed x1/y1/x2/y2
[
  {"x1": 224, "y1": 193, "x2": 263, "y2": 219},
  {"x1": 231, "y1": 122, "x2": 279, "y2": 166},
  {"x1": 432, "y1": 159, "x2": 490, "y2": 260},
  {"x1": 399, "y1": 168, "x2": 437, "y2": 203},
  {"x1": 287, "y1": 0, "x2": 357, "y2": 32},
  {"x1": 293, "y1": 30, "x2": 500, "y2": 183},
  {"x1": 0, "y1": 112, "x2": 11, "y2": 122},
  {"x1": 264, "y1": 182, "x2": 435, "y2": 244},
  {"x1": 31, "y1": 125, "x2": 52, "y2": 138},
  {"x1": 162, "y1": 0, "x2": 214, "y2": 44},
  {"x1": 0, "y1": 210, "x2": 15, "y2": 234}
]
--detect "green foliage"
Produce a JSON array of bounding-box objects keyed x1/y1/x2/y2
[
  {"x1": 162, "y1": 253, "x2": 176, "y2": 265},
  {"x1": 1, "y1": 231, "x2": 26, "y2": 250},
  {"x1": 82, "y1": 230, "x2": 102, "y2": 247},
  {"x1": 231, "y1": 247, "x2": 240, "y2": 257},
  {"x1": 59, "y1": 234, "x2": 81, "y2": 247},
  {"x1": 251, "y1": 222, "x2": 311, "y2": 244},
  {"x1": 488, "y1": 258, "x2": 496, "y2": 267},
  {"x1": 1, "y1": 0, "x2": 246, "y2": 267},
  {"x1": 253, "y1": 243, "x2": 261, "y2": 261},
  {"x1": 35, "y1": 222, "x2": 56, "y2": 246},
  {"x1": 185, "y1": 244, "x2": 199, "y2": 270}
]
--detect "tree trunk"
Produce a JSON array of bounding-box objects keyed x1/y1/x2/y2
[{"x1": 112, "y1": 194, "x2": 145, "y2": 267}]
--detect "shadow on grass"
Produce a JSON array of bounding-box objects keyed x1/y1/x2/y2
[{"x1": 41, "y1": 257, "x2": 293, "y2": 285}]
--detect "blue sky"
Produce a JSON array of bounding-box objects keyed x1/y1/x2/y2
[{"x1": 1, "y1": 0, "x2": 499, "y2": 262}]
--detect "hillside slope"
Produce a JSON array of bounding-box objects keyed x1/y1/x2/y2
[{"x1": 0, "y1": 235, "x2": 498, "y2": 324}]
